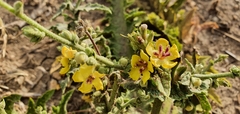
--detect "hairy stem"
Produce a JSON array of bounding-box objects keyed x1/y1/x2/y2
[
  {"x1": 108, "y1": 74, "x2": 119, "y2": 111},
  {"x1": 0, "y1": 0, "x2": 122, "y2": 68},
  {"x1": 193, "y1": 72, "x2": 234, "y2": 79},
  {"x1": 115, "y1": 98, "x2": 136, "y2": 114}
]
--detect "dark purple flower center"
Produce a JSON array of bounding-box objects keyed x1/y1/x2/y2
[{"x1": 153, "y1": 45, "x2": 171, "y2": 59}]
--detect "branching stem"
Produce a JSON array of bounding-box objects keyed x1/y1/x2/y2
[{"x1": 0, "y1": 0, "x2": 122, "y2": 69}]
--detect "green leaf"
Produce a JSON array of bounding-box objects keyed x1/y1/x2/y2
[
  {"x1": 154, "y1": 76, "x2": 167, "y2": 97},
  {"x1": 36, "y1": 90, "x2": 55, "y2": 110},
  {"x1": 195, "y1": 93, "x2": 211, "y2": 112},
  {"x1": 52, "y1": 89, "x2": 74, "y2": 114},
  {"x1": 163, "y1": 27, "x2": 182, "y2": 51},
  {"x1": 160, "y1": 97, "x2": 179, "y2": 114},
  {"x1": 147, "y1": 13, "x2": 165, "y2": 30},
  {"x1": 4, "y1": 94, "x2": 21, "y2": 114},
  {"x1": 22, "y1": 26, "x2": 45, "y2": 43},
  {"x1": 76, "y1": 3, "x2": 112, "y2": 14},
  {"x1": 170, "y1": 84, "x2": 187, "y2": 100},
  {"x1": 157, "y1": 69, "x2": 171, "y2": 97},
  {"x1": 174, "y1": 66, "x2": 187, "y2": 83},
  {"x1": 13, "y1": 1, "x2": 24, "y2": 15},
  {"x1": 51, "y1": 1, "x2": 71, "y2": 20},
  {"x1": 216, "y1": 78, "x2": 231, "y2": 87},
  {"x1": 178, "y1": 71, "x2": 191, "y2": 86},
  {"x1": 106, "y1": 0, "x2": 133, "y2": 58},
  {"x1": 27, "y1": 98, "x2": 36, "y2": 114},
  {"x1": 0, "y1": 100, "x2": 7, "y2": 114}
]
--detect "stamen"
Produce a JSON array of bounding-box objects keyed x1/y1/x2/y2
[
  {"x1": 159, "y1": 45, "x2": 162, "y2": 54},
  {"x1": 165, "y1": 46, "x2": 169, "y2": 53},
  {"x1": 154, "y1": 52, "x2": 159, "y2": 56},
  {"x1": 87, "y1": 76, "x2": 95, "y2": 84}
]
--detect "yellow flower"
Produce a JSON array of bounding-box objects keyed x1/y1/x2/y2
[
  {"x1": 59, "y1": 46, "x2": 77, "y2": 75},
  {"x1": 146, "y1": 38, "x2": 180, "y2": 69},
  {"x1": 81, "y1": 95, "x2": 92, "y2": 103},
  {"x1": 129, "y1": 50, "x2": 153, "y2": 84},
  {"x1": 72, "y1": 64, "x2": 105, "y2": 93}
]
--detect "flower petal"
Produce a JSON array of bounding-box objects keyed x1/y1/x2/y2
[
  {"x1": 78, "y1": 81, "x2": 93, "y2": 93},
  {"x1": 129, "y1": 67, "x2": 141, "y2": 81},
  {"x1": 66, "y1": 48, "x2": 77, "y2": 59},
  {"x1": 166, "y1": 44, "x2": 180, "y2": 60},
  {"x1": 60, "y1": 57, "x2": 69, "y2": 67},
  {"x1": 92, "y1": 77, "x2": 104, "y2": 90},
  {"x1": 161, "y1": 60, "x2": 178, "y2": 69},
  {"x1": 142, "y1": 70, "x2": 150, "y2": 84},
  {"x1": 93, "y1": 71, "x2": 105, "y2": 78},
  {"x1": 72, "y1": 70, "x2": 84, "y2": 82},
  {"x1": 61, "y1": 46, "x2": 69, "y2": 58},
  {"x1": 59, "y1": 66, "x2": 70, "y2": 75},
  {"x1": 140, "y1": 50, "x2": 149, "y2": 62},
  {"x1": 79, "y1": 64, "x2": 95, "y2": 79},
  {"x1": 147, "y1": 61, "x2": 154, "y2": 73},
  {"x1": 156, "y1": 38, "x2": 169, "y2": 50},
  {"x1": 150, "y1": 57, "x2": 162, "y2": 67},
  {"x1": 131, "y1": 55, "x2": 141, "y2": 67},
  {"x1": 146, "y1": 42, "x2": 155, "y2": 56},
  {"x1": 61, "y1": 46, "x2": 76, "y2": 59}
]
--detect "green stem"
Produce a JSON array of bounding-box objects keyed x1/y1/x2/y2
[
  {"x1": 151, "y1": 98, "x2": 162, "y2": 114},
  {"x1": 0, "y1": 0, "x2": 122, "y2": 69},
  {"x1": 108, "y1": 73, "x2": 120, "y2": 111},
  {"x1": 193, "y1": 72, "x2": 233, "y2": 79},
  {"x1": 115, "y1": 98, "x2": 136, "y2": 114}
]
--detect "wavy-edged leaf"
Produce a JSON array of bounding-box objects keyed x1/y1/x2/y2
[
  {"x1": 105, "y1": 0, "x2": 133, "y2": 58},
  {"x1": 76, "y1": 3, "x2": 112, "y2": 14},
  {"x1": 147, "y1": 13, "x2": 165, "y2": 30},
  {"x1": 163, "y1": 27, "x2": 182, "y2": 50},
  {"x1": 27, "y1": 98, "x2": 36, "y2": 114},
  {"x1": 195, "y1": 93, "x2": 211, "y2": 112},
  {"x1": 4, "y1": 94, "x2": 21, "y2": 114},
  {"x1": 0, "y1": 100, "x2": 7, "y2": 114},
  {"x1": 160, "y1": 97, "x2": 179, "y2": 114},
  {"x1": 178, "y1": 71, "x2": 191, "y2": 86},
  {"x1": 52, "y1": 89, "x2": 74, "y2": 114},
  {"x1": 22, "y1": 26, "x2": 45, "y2": 43},
  {"x1": 36, "y1": 90, "x2": 55, "y2": 110},
  {"x1": 154, "y1": 75, "x2": 167, "y2": 97},
  {"x1": 157, "y1": 69, "x2": 171, "y2": 97}
]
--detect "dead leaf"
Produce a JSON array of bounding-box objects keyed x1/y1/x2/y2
[
  {"x1": 180, "y1": 8, "x2": 218, "y2": 44},
  {"x1": 238, "y1": 94, "x2": 240, "y2": 104},
  {"x1": 52, "y1": 71, "x2": 61, "y2": 80},
  {"x1": 48, "y1": 79, "x2": 60, "y2": 90},
  {"x1": 49, "y1": 56, "x2": 62, "y2": 74},
  {"x1": 180, "y1": 8, "x2": 199, "y2": 44},
  {"x1": 0, "y1": 18, "x2": 7, "y2": 58}
]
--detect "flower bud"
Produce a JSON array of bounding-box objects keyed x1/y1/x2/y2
[
  {"x1": 59, "y1": 30, "x2": 72, "y2": 41},
  {"x1": 22, "y1": 26, "x2": 45, "y2": 43},
  {"x1": 74, "y1": 52, "x2": 88, "y2": 64},
  {"x1": 119, "y1": 57, "x2": 128, "y2": 67},
  {"x1": 191, "y1": 77, "x2": 202, "y2": 88},
  {"x1": 230, "y1": 66, "x2": 240, "y2": 77},
  {"x1": 72, "y1": 33, "x2": 79, "y2": 44},
  {"x1": 185, "y1": 102, "x2": 194, "y2": 111},
  {"x1": 85, "y1": 47, "x2": 94, "y2": 56},
  {"x1": 140, "y1": 24, "x2": 148, "y2": 40},
  {"x1": 137, "y1": 89, "x2": 146, "y2": 96},
  {"x1": 93, "y1": 91, "x2": 101, "y2": 97},
  {"x1": 86, "y1": 56, "x2": 98, "y2": 65}
]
